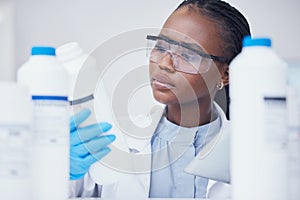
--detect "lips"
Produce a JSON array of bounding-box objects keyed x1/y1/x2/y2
[{"x1": 151, "y1": 74, "x2": 175, "y2": 90}]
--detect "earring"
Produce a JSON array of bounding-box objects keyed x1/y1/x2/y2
[{"x1": 216, "y1": 81, "x2": 224, "y2": 90}]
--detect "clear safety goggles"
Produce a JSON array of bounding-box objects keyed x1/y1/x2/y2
[{"x1": 146, "y1": 35, "x2": 228, "y2": 74}]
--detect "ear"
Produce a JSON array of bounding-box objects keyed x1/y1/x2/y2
[{"x1": 220, "y1": 64, "x2": 229, "y2": 86}]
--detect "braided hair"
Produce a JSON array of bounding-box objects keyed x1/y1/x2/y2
[
  {"x1": 176, "y1": 0, "x2": 251, "y2": 119},
  {"x1": 176, "y1": 0, "x2": 251, "y2": 63}
]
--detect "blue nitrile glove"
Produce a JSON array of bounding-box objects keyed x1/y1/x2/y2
[{"x1": 69, "y1": 108, "x2": 116, "y2": 180}]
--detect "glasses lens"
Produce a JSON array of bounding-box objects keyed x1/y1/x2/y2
[
  {"x1": 147, "y1": 38, "x2": 167, "y2": 62},
  {"x1": 146, "y1": 36, "x2": 213, "y2": 74},
  {"x1": 173, "y1": 49, "x2": 201, "y2": 74}
]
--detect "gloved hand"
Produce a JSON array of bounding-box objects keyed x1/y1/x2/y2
[{"x1": 69, "y1": 108, "x2": 116, "y2": 180}]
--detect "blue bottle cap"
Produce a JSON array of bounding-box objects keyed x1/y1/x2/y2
[
  {"x1": 242, "y1": 36, "x2": 272, "y2": 47},
  {"x1": 31, "y1": 46, "x2": 56, "y2": 56}
]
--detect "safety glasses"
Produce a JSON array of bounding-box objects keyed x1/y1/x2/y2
[{"x1": 146, "y1": 35, "x2": 228, "y2": 74}]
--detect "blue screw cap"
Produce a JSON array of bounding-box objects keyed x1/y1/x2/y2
[
  {"x1": 31, "y1": 46, "x2": 56, "y2": 56},
  {"x1": 243, "y1": 36, "x2": 271, "y2": 47}
]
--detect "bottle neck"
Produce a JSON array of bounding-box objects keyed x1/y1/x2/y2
[
  {"x1": 29, "y1": 55, "x2": 56, "y2": 61},
  {"x1": 244, "y1": 45, "x2": 271, "y2": 48},
  {"x1": 243, "y1": 45, "x2": 271, "y2": 53}
]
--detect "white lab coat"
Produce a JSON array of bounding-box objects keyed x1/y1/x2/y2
[{"x1": 69, "y1": 102, "x2": 231, "y2": 198}]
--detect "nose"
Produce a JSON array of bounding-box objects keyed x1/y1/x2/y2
[{"x1": 158, "y1": 51, "x2": 176, "y2": 73}]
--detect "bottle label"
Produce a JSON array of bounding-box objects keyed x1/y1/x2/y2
[
  {"x1": 69, "y1": 94, "x2": 94, "y2": 105},
  {"x1": 0, "y1": 125, "x2": 30, "y2": 179},
  {"x1": 264, "y1": 97, "x2": 287, "y2": 151},
  {"x1": 32, "y1": 96, "x2": 69, "y2": 145}
]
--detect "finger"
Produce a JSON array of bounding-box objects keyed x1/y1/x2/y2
[
  {"x1": 71, "y1": 135, "x2": 116, "y2": 157},
  {"x1": 70, "y1": 108, "x2": 91, "y2": 131},
  {"x1": 70, "y1": 122, "x2": 112, "y2": 146},
  {"x1": 83, "y1": 147, "x2": 111, "y2": 166}
]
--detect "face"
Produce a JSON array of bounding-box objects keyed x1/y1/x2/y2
[{"x1": 149, "y1": 8, "x2": 228, "y2": 106}]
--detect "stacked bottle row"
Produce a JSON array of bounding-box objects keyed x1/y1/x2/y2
[{"x1": 0, "y1": 43, "x2": 97, "y2": 200}]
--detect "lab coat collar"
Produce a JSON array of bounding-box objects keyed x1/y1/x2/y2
[
  {"x1": 124, "y1": 104, "x2": 165, "y2": 153},
  {"x1": 184, "y1": 102, "x2": 231, "y2": 183}
]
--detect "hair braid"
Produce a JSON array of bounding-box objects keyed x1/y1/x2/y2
[{"x1": 176, "y1": 0, "x2": 251, "y2": 63}]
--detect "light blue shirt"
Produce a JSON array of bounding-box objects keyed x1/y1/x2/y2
[{"x1": 149, "y1": 111, "x2": 221, "y2": 198}]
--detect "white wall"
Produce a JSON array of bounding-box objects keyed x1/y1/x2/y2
[
  {"x1": 0, "y1": 0, "x2": 15, "y2": 81},
  {"x1": 0, "y1": 0, "x2": 299, "y2": 81},
  {"x1": 13, "y1": 0, "x2": 182, "y2": 81},
  {"x1": 226, "y1": 0, "x2": 300, "y2": 61}
]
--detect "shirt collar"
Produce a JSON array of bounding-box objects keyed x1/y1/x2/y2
[{"x1": 154, "y1": 107, "x2": 221, "y2": 147}]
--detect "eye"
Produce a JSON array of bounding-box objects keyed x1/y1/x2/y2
[
  {"x1": 181, "y1": 53, "x2": 197, "y2": 62},
  {"x1": 154, "y1": 45, "x2": 167, "y2": 53}
]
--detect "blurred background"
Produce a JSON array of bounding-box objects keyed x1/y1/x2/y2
[{"x1": 0, "y1": 0, "x2": 299, "y2": 81}]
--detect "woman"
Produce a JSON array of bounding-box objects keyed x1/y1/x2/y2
[{"x1": 69, "y1": 0, "x2": 251, "y2": 198}]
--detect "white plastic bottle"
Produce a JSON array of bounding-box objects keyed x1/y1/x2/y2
[
  {"x1": 56, "y1": 42, "x2": 97, "y2": 124},
  {"x1": 0, "y1": 82, "x2": 32, "y2": 200},
  {"x1": 56, "y1": 42, "x2": 129, "y2": 185},
  {"x1": 230, "y1": 36, "x2": 288, "y2": 200},
  {"x1": 17, "y1": 46, "x2": 69, "y2": 200}
]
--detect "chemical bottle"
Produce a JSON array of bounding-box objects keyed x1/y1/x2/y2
[
  {"x1": 230, "y1": 36, "x2": 288, "y2": 200},
  {"x1": 17, "y1": 46, "x2": 69, "y2": 200},
  {"x1": 56, "y1": 42, "x2": 128, "y2": 185},
  {"x1": 0, "y1": 82, "x2": 32, "y2": 200},
  {"x1": 287, "y1": 64, "x2": 300, "y2": 200},
  {"x1": 56, "y1": 42, "x2": 97, "y2": 125}
]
